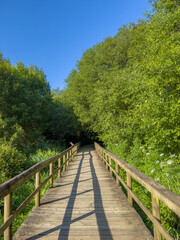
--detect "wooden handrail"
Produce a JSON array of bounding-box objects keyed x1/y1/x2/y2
[
  {"x1": 94, "y1": 142, "x2": 180, "y2": 240},
  {"x1": 0, "y1": 142, "x2": 80, "y2": 240}
]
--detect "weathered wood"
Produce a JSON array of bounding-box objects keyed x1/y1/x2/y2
[
  {"x1": 0, "y1": 160, "x2": 80, "y2": 237},
  {"x1": 58, "y1": 158, "x2": 61, "y2": 178},
  {"x1": 109, "y1": 158, "x2": 113, "y2": 176},
  {"x1": 63, "y1": 154, "x2": 66, "y2": 171},
  {"x1": 126, "y1": 172, "x2": 133, "y2": 206},
  {"x1": 4, "y1": 193, "x2": 12, "y2": 240},
  {"x1": 94, "y1": 143, "x2": 176, "y2": 240},
  {"x1": 67, "y1": 151, "x2": 69, "y2": 166},
  {"x1": 106, "y1": 154, "x2": 108, "y2": 170},
  {"x1": 152, "y1": 194, "x2": 161, "y2": 240},
  {"x1": 1, "y1": 144, "x2": 80, "y2": 239},
  {"x1": 0, "y1": 143, "x2": 80, "y2": 200},
  {"x1": 35, "y1": 171, "x2": 40, "y2": 207},
  {"x1": 94, "y1": 142, "x2": 180, "y2": 218},
  {"x1": 115, "y1": 162, "x2": 120, "y2": 186},
  {"x1": 49, "y1": 163, "x2": 53, "y2": 187},
  {"x1": 13, "y1": 145, "x2": 153, "y2": 240}
]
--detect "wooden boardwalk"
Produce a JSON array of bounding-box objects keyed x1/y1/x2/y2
[{"x1": 13, "y1": 145, "x2": 153, "y2": 240}]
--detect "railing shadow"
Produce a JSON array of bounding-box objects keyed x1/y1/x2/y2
[
  {"x1": 58, "y1": 151, "x2": 85, "y2": 239},
  {"x1": 26, "y1": 147, "x2": 112, "y2": 240},
  {"x1": 89, "y1": 150, "x2": 113, "y2": 240}
]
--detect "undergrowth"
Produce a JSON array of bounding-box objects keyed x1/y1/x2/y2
[
  {"x1": 106, "y1": 138, "x2": 180, "y2": 240},
  {"x1": 0, "y1": 141, "x2": 65, "y2": 240}
]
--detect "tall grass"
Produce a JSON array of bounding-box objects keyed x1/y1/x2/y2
[
  {"x1": 0, "y1": 142, "x2": 65, "y2": 239},
  {"x1": 106, "y1": 138, "x2": 180, "y2": 239}
]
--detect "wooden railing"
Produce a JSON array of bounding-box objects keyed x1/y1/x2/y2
[
  {"x1": 0, "y1": 142, "x2": 80, "y2": 240},
  {"x1": 95, "y1": 142, "x2": 180, "y2": 240}
]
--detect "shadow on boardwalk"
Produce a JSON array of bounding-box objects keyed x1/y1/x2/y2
[{"x1": 26, "y1": 146, "x2": 113, "y2": 240}]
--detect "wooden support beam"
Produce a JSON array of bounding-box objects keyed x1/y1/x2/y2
[
  {"x1": 152, "y1": 194, "x2": 161, "y2": 240},
  {"x1": 109, "y1": 158, "x2": 113, "y2": 176},
  {"x1": 63, "y1": 154, "x2": 66, "y2": 171},
  {"x1": 126, "y1": 172, "x2": 133, "y2": 206},
  {"x1": 58, "y1": 158, "x2": 61, "y2": 178},
  {"x1": 67, "y1": 152, "x2": 69, "y2": 166},
  {"x1": 49, "y1": 163, "x2": 53, "y2": 187},
  {"x1": 106, "y1": 154, "x2": 108, "y2": 170},
  {"x1": 115, "y1": 162, "x2": 120, "y2": 186},
  {"x1": 35, "y1": 171, "x2": 40, "y2": 207},
  {"x1": 4, "y1": 193, "x2": 12, "y2": 240}
]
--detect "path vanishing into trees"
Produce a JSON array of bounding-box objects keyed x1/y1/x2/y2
[
  {"x1": 1, "y1": 143, "x2": 180, "y2": 240},
  {"x1": 13, "y1": 145, "x2": 153, "y2": 240}
]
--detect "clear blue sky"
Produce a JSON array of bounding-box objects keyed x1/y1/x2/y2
[{"x1": 0, "y1": 0, "x2": 152, "y2": 90}]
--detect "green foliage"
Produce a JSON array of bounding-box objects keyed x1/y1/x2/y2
[
  {"x1": 0, "y1": 0, "x2": 179, "y2": 238},
  {"x1": 106, "y1": 138, "x2": 180, "y2": 239},
  {"x1": 0, "y1": 142, "x2": 65, "y2": 239},
  {"x1": 61, "y1": 0, "x2": 180, "y2": 238},
  {"x1": 0, "y1": 57, "x2": 52, "y2": 144},
  {"x1": 0, "y1": 142, "x2": 26, "y2": 182},
  {"x1": 48, "y1": 89, "x2": 81, "y2": 143},
  {"x1": 62, "y1": 0, "x2": 180, "y2": 154}
]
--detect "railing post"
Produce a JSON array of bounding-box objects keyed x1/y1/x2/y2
[
  {"x1": 49, "y1": 163, "x2": 53, "y2": 187},
  {"x1": 4, "y1": 193, "x2": 12, "y2": 240},
  {"x1": 109, "y1": 158, "x2": 113, "y2": 176},
  {"x1": 71, "y1": 148, "x2": 73, "y2": 159},
  {"x1": 101, "y1": 150, "x2": 104, "y2": 162},
  {"x1": 126, "y1": 172, "x2": 133, "y2": 206},
  {"x1": 58, "y1": 157, "x2": 61, "y2": 178},
  {"x1": 105, "y1": 154, "x2": 108, "y2": 170},
  {"x1": 115, "y1": 162, "x2": 120, "y2": 186},
  {"x1": 63, "y1": 154, "x2": 66, "y2": 171},
  {"x1": 35, "y1": 171, "x2": 40, "y2": 207},
  {"x1": 67, "y1": 151, "x2": 69, "y2": 166},
  {"x1": 152, "y1": 194, "x2": 161, "y2": 240}
]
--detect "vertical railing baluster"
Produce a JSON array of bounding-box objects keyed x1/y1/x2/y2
[
  {"x1": 35, "y1": 171, "x2": 40, "y2": 207},
  {"x1": 109, "y1": 158, "x2": 113, "y2": 176},
  {"x1": 126, "y1": 172, "x2": 133, "y2": 206},
  {"x1": 152, "y1": 194, "x2": 161, "y2": 240},
  {"x1": 106, "y1": 154, "x2": 108, "y2": 170},
  {"x1": 58, "y1": 157, "x2": 61, "y2": 178},
  {"x1": 49, "y1": 162, "x2": 53, "y2": 187},
  {"x1": 105, "y1": 153, "x2": 108, "y2": 170},
  {"x1": 115, "y1": 162, "x2": 120, "y2": 186},
  {"x1": 4, "y1": 193, "x2": 12, "y2": 240},
  {"x1": 63, "y1": 154, "x2": 66, "y2": 171},
  {"x1": 67, "y1": 151, "x2": 69, "y2": 166}
]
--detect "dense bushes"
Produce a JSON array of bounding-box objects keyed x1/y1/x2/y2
[
  {"x1": 0, "y1": 142, "x2": 65, "y2": 239},
  {"x1": 0, "y1": 0, "x2": 179, "y2": 238},
  {"x1": 62, "y1": 0, "x2": 180, "y2": 164},
  {"x1": 60, "y1": 0, "x2": 180, "y2": 238},
  {"x1": 0, "y1": 55, "x2": 81, "y2": 183}
]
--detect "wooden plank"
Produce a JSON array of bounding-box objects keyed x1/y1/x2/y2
[
  {"x1": 95, "y1": 145, "x2": 174, "y2": 240},
  {"x1": 13, "y1": 145, "x2": 153, "y2": 240},
  {"x1": 95, "y1": 143, "x2": 180, "y2": 217},
  {"x1": 0, "y1": 143, "x2": 80, "y2": 200}
]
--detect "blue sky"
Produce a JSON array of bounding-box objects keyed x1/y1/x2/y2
[{"x1": 0, "y1": 0, "x2": 152, "y2": 90}]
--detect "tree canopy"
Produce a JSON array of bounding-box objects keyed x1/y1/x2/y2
[{"x1": 61, "y1": 0, "x2": 180, "y2": 155}]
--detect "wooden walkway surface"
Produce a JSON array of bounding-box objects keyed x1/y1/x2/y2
[{"x1": 14, "y1": 145, "x2": 153, "y2": 240}]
